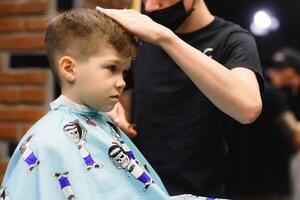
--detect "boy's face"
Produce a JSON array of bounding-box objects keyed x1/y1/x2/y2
[{"x1": 73, "y1": 44, "x2": 130, "y2": 112}]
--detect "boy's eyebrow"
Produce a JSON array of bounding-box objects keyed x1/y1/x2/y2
[
  {"x1": 104, "y1": 58, "x2": 122, "y2": 64},
  {"x1": 105, "y1": 58, "x2": 128, "y2": 65}
]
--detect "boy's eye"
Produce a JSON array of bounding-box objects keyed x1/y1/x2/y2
[{"x1": 107, "y1": 65, "x2": 117, "y2": 72}]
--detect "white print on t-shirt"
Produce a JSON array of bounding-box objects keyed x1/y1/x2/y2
[{"x1": 203, "y1": 48, "x2": 213, "y2": 57}]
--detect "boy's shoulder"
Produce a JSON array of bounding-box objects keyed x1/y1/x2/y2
[{"x1": 27, "y1": 109, "x2": 67, "y2": 133}]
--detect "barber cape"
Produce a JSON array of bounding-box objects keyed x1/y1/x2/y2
[{"x1": 1, "y1": 95, "x2": 226, "y2": 200}]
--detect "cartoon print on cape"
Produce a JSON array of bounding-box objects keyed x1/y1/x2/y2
[
  {"x1": 63, "y1": 119, "x2": 103, "y2": 171},
  {"x1": 53, "y1": 171, "x2": 76, "y2": 200},
  {"x1": 19, "y1": 135, "x2": 40, "y2": 171},
  {"x1": 107, "y1": 121, "x2": 153, "y2": 191}
]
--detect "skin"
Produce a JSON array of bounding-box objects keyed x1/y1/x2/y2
[
  {"x1": 98, "y1": 0, "x2": 262, "y2": 136},
  {"x1": 58, "y1": 43, "x2": 131, "y2": 112}
]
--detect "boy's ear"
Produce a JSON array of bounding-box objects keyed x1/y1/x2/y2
[{"x1": 58, "y1": 56, "x2": 76, "y2": 82}]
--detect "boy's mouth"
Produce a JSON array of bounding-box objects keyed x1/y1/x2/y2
[{"x1": 110, "y1": 95, "x2": 120, "y2": 100}]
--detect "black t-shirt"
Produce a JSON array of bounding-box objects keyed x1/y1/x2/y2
[
  {"x1": 224, "y1": 81, "x2": 292, "y2": 198},
  {"x1": 128, "y1": 17, "x2": 263, "y2": 198}
]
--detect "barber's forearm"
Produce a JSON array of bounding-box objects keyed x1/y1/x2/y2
[{"x1": 158, "y1": 33, "x2": 262, "y2": 124}]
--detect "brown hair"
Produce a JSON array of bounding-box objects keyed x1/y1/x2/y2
[{"x1": 45, "y1": 8, "x2": 137, "y2": 85}]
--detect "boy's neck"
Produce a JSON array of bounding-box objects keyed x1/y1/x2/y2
[
  {"x1": 50, "y1": 94, "x2": 96, "y2": 113},
  {"x1": 61, "y1": 90, "x2": 84, "y2": 106}
]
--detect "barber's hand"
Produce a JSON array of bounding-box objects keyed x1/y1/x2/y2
[
  {"x1": 96, "y1": 6, "x2": 172, "y2": 45},
  {"x1": 106, "y1": 102, "x2": 137, "y2": 138}
]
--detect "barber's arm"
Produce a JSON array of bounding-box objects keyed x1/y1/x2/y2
[
  {"x1": 160, "y1": 35, "x2": 262, "y2": 124},
  {"x1": 97, "y1": 7, "x2": 262, "y2": 124}
]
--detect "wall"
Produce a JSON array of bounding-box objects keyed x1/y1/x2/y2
[
  {"x1": 0, "y1": 0, "x2": 132, "y2": 184},
  {"x1": 0, "y1": 0, "x2": 55, "y2": 182}
]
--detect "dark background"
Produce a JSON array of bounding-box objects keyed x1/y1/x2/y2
[{"x1": 206, "y1": 0, "x2": 300, "y2": 67}]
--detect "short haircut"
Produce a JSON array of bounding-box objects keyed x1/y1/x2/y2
[
  {"x1": 45, "y1": 8, "x2": 137, "y2": 85},
  {"x1": 272, "y1": 47, "x2": 300, "y2": 74}
]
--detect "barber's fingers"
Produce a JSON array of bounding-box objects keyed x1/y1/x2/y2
[
  {"x1": 96, "y1": 5, "x2": 167, "y2": 45},
  {"x1": 96, "y1": 6, "x2": 116, "y2": 18},
  {"x1": 96, "y1": 6, "x2": 137, "y2": 21},
  {"x1": 106, "y1": 102, "x2": 137, "y2": 138},
  {"x1": 115, "y1": 104, "x2": 137, "y2": 138},
  {"x1": 112, "y1": 117, "x2": 137, "y2": 138},
  {"x1": 119, "y1": 123, "x2": 137, "y2": 138}
]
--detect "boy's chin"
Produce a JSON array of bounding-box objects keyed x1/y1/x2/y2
[{"x1": 100, "y1": 105, "x2": 115, "y2": 113}]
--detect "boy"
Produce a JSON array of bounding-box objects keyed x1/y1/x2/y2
[{"x1": 0, "y1": 8, "x2": 224, "y2": 200}]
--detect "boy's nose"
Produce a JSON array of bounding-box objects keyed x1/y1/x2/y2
[{"x1": 115, "y1": 76, "x2": 126, "y2": 91}]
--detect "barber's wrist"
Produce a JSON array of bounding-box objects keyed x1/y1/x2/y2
[{"x1": 155, "y1": 26, "x2": 175, "y2": 47}]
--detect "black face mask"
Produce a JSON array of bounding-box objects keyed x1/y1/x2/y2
[{"x1": 143, "y1": 0, "x2": 195, "y2": 31}]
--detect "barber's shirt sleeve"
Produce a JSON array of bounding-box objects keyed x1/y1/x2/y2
[{"x1": 222, "y1": 31, "x2": 264, "y2": 93}]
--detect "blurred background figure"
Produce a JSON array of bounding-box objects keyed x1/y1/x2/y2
[
  {"x1": 267, "y1": 47, "x2": 300, "y2": 200},
  {"x1": 267, "y1": 48, "x2": 300, "y2": 119},
  {"x1": 224, "y1": 47, "x2": 300, "y2": 200}
]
